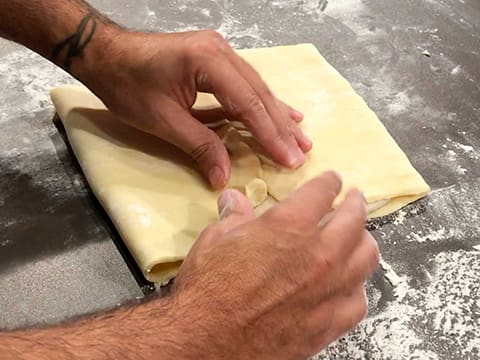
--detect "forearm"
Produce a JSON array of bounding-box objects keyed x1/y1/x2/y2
[
  {"x1": 0, "y1": 0, "x2": 120, "y2": 76},
  {"x1": 0, "y1": 297, "x2": 192, "y2": 359}
]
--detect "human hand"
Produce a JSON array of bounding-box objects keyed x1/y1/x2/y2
[
  {"x1": 171, "y1": 172, "x2": 379, "y2": 359},
  {"x1": 79, "y1": 29, "x2": 312, "y2": 189},
  {"x1": 0, "y1": 172, "x2": 378, "y2": 359}
]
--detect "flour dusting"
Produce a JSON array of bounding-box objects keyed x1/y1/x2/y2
[
  {"x1": 0, "y1": 49, "x2": 76, "y2": 125},
  {"x1": 323, "y1": 0, "x2": 377, "y2": 37},
  {"x1": 380, "y1": 259, "x2": 405, "y2": 287},
  {"x1": 0, "y1": 48, "x2": 79, "y2": 199},
  {"x1": 162, "y1": 0, "x2": 271, "y2": 48},
  {"x1": 314, "y1": 249, "x2": 479, "y2": 359},
  {"x1": 407, "y1": 227, "x2": 464, "y2": 243},
  {"x1": 451, "y1": 65, "x2": 461, "y2": 75}
]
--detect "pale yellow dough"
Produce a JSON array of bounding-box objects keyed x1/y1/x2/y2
[{"x1": 50, "y1": 43, "x2": 429, "y2": 283}]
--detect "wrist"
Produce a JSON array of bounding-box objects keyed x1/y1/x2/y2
[
  {"x1": 146, "y1": 292, "x2": 225, "y2": 359},
  {"x1": 70, "y1": 22, "x2": 124, "y2": 89}
]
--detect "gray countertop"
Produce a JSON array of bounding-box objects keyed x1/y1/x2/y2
[{"x1": 0, "y1": 0, "x2": 479, "y2": 358}]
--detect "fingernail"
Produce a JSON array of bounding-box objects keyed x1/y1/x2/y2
[
  {"x1": 218, "y1": 189, "x2": 236, "y2": 219},
  {"x1": 209, "y1": 165, "x2": 226, "y2": 188},
  {"x1": 291, "y1": 108, "x2": 304, "y2": 121},
  {"x1": 330, "y1": 170, "x2": 342, "y2": 181},
  {"x1": 303, "y1": 134, "x2": 313, "y2": 149},
  {"x1": 287, "y1": 146, "x2": 305, "y2": 168}
]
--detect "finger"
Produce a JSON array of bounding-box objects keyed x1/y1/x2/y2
[
  {"x1": 289, "y1": 121, "x2": 313, "y2": 153},
  {"x1": 157, "y1": 100, "x2": 231, "y2": 189},
  {"x1": 217, "y1": 188, "x2": 256, "y2": 230},
  {"x1": 191, "y1": 189, "x2": 256, "y2": 255},
  {"x1": 190, "y1": 107, "x2": 227, "y2": 124},
  {"x1": 223, "y1": 53, "x2": 311, "y2": 159},
  {"x1": 282, "y1": 101, "x2": 304, "y2": 122},
  {"x1": 218, "y1": 188, "x2": 255, "y2": 219},
  {"x1": 338, "y1": 231, "x2": 380, "y2": 289},
  {"x1": 320, "y1": 188, "x2": 368, "y2": 261},
  {"x1": 265, "y1": 171, "x2": 342, "y2": 226},
  {"x1": 312, "y1": 231, "x2": 378, "y2": 300},
  {"x1": 308, "y1": 285, "x2": 367, "y2": 353},
  {"x1": 197, "y1": 56, "x2": 305, "y2": 169}
]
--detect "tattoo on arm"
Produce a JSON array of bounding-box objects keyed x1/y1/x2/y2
[{"x1": 51, "y1": 12, "x2": 98, "y2": 71}]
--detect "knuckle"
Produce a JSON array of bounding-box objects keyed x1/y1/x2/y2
[
  {"x1": 192, "y1": 41, "x2": 218, "y2": 59},
  {"x1": 232, "y1": 93, "x2": 265, "y2": 119},
  {"x1": 265, "y1": 130, "x2": 288, "y2": 148},
  {"x1": 268, "y1": 205, "x2": 288, "y2": 219},
  {"x1": 186, "y1": 31, "x2": 225, "y2": 60},
  {"x1": 190, "y1": 137, "x2": 217, "y2": 162},
  {"x1": 199, "y1": 223, "x2": 221, "y2": 238},
  {"x1": 258, "y1": 80, "x2": 274, "y2": 97},
  {"x1": 203, "y1": 29, "x2": 226, "y2": 44},
  {"x1": 263, "y1": 205, "x2": 292, "y2": 224},
  {"x1": 247, "y1": 94, "x2": 265, "y2": 113},
  {"x1": 320, "y1": 171, "x2": 342, "y2": 190},
  {"x1": 312, "y1": 250, "x2": 335, "y2": 277}
]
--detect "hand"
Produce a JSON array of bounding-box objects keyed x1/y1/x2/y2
[
  {"x1": 79, "y1": 29, "x2": 312, "y2": 189},
  {"x1": 171, "y1": 172, "x2": 379, "y2": 359},
  {"x1": 0, "y1": 172, "x2": 378, "y2": 359}
]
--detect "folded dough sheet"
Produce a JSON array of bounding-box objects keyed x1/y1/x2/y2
[{"x1": 50, "y1": 44, "x2": 429, "y2": 283}]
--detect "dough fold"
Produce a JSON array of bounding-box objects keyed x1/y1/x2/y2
[{"x1": 50, "y1": 43, "x2": 429, "y2": 283}]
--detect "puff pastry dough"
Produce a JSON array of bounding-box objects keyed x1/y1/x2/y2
[{"x1": 50, "y1": 44, "x2": 429, "y2": 283}]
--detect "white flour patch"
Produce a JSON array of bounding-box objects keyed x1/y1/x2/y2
[
  {"x1": 144, "y1": 5, "x2": 157, "y2": 27},
  {"x1": 456, "y1": 164, "x2": 467, "y2": 175},
  {"x1": 1, "y1": 239, "x2": 12, "y2": 247},
  {"x1": 217, "y1": 22, "x2": 270, "y2": 48},
  {"x1": 167, "y1": 23, "x2": 201, "y2": 33},
  {"x1": 380, "y1": 259, "x2": 405, "y2": 287},
  {"x1": 393, "y1": 209, "x2": 407, "y2": 225},
  {"x1": 407, "y1": 227, "x2": 463, "y2": 243},
  {"x1": 451, "y1": 65, "x2": 461, "y2": 75},
  {"x1": 423, "y1": 251, "x2": 480, "y2": 356},
  {"x1": 426, "y1": 182, "x2": 480, "y2": 237},
  {"x1": 0, "y1": 48, "x2": 79, "y2": 197},
  {"x1": 446, "y1": 149, "x2": 456, "y2": 161},
  {"x1": 200, "y1": 8, "x2": 211, "y2": 17},
  {"x1": 440, "y1": 140, "x2": 478, "y2": 177},
  {"x1": 314, "y1": 249, "x2": 479, "y2": 359},
  {"x1": 386, "y1": 91, "x2": 412, "y2": 116},
  {"x1": 323, "y1": 0, "x2": 380, "y2": 38},
  {"x1": 0, "y1": 49, "x2": 76, "y2": 125},
  {"x1": 167, "y1": 2, "x2": 269, "y2": 48},
  {"x1": 449, "y1": 141, "x2": 479, "y2": 159},
  {"x1": 271, "y1": 0, "x2": 328, "y2": 12},
  {"x1": 457, "y1": 143, "x2": 474, "y2": 152}
]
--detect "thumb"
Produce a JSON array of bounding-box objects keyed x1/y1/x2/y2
[
  {"x1": 162, "y1": 101, "x2": 231, "y2": 189},
  {"x1": 217, "y1": 189, "x2": 256, "y2": 231},
  {"x1": 188, "y1": 189, "x2": 256, "y2": 257}
]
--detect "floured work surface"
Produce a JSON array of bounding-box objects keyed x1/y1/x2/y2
[{"x1": 50, "y1": 44, "x2": 429, "y2": 283}]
